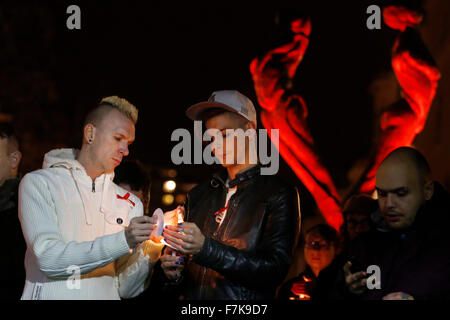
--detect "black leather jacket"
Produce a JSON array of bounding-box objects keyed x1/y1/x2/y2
[{"x1": 180, "y1": 165, "x2": 301, "y2": 300}]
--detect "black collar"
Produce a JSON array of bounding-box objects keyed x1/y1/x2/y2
[{"x1": 211, "y1": 164, "x2": 261, "y2": 189}]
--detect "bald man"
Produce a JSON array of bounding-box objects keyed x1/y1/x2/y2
[{"x1": 342, "y1": 147, "x2": 450, "y2": 300}]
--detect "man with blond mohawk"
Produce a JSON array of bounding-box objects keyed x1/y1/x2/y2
[{"x1": 19, "y1": 96, "x2": 157, "y2": 299}]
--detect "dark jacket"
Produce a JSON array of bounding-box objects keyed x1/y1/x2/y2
[
  {"x1": 340, "y1": 182, "x2": 450, "y2": 300},
  {"x1": 0, "y1": 177, "x2": 26, "y2": 299},
  {"x1": 177, "y1": 165, "x2": 301, "y2": 300}
]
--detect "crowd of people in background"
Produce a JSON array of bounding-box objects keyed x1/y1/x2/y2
[
  {"x1": 278, "y1": 147, "x2": 450, "y2": 300},
  {"x1": 1, "y1": 92, "x2": 449, "y2": 301}
]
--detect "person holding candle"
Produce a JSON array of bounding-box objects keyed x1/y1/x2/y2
[
  {"x1": 18, "y1": 96, "x2": 157, "y2": 299},
  {"x1": 278, "y1": 224, "x2": 340, "y2": 300},
  {"x1": 160, "y1": 90, "x2": 301, "y2": 300}
]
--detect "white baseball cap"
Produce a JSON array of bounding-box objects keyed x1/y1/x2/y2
[{"x1": 186, "y1": 90, "x2": 257, "y2": 125}]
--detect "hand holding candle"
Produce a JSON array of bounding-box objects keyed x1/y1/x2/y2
[
  {"x1": 161, "y1": 206, "x2": 185, "y2": 251},
  {"x1": 141, "y1": 207, "x2": 187, "y2": 262},
  {"x1": 163, "y1": 222, "x2": 205, "y2": 255},
  {"x1": 140, "y1": 207, "x2": 186, "y2": 262},
  {"x1": 160, "y1": 246, "x2": 185, "y2": 281},
  {"x1": 140, "y1": 209, "x2": 165, "y2": 262},
  {"x1": 124, "y1": 215, "x2": 157, "y2": 249}
]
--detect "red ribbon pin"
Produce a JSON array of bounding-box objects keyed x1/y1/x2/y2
[{"x1": 117, "y1": 192, "x2": 135, "y2": 207}]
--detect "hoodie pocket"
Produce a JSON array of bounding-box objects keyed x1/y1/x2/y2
[{"x1": 104, "y1": 209, "x2": 129, "y2": 233}]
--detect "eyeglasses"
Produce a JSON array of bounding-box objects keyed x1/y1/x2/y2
[{"x1": 305, "y1": 241, "x2": 331, "y2": 250}]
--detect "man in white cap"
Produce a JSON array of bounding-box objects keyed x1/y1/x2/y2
[{"x1": 160, "y1": 90, "x2": 301, "y2": 299}]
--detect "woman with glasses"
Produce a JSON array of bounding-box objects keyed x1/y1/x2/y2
[{"x1": 278, "y1": 224, "x2": 339, "y2": 300}]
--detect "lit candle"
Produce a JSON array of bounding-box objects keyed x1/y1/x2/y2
[
  {"x1": 142, "y1": 239, "x2": 165, "y2": 262},
  {"x1": 141, "y1": 207, "x2": 185, "y2": 261},
  {"x1": 298, "y1": 293, "x2": 310, "y2": 300},
  {"x1": 141, "y1": 208, "x2": 165, "y2": 261},
  {"x1": 163, "y1": 205, "x2": 184, "y2": 228}
]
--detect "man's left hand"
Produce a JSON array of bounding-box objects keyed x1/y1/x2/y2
[
  {"x1": 382, "y1": 292, "x2": 414, "y2": 300},
  {"x1": 163, "y1": 222, "x2": 205, "y2": 255}
]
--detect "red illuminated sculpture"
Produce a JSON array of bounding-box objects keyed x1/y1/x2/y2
[{"x1": 250, "y1": 5, "x2": 440, "y2": 230}]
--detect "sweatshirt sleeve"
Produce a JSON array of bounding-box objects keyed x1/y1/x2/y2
[
  {"x1": 115, "y1": 198, "x2": 153, "y2": 299},
  {"x1": 18, "y1": 173, "x2": 131, "y2": 279}
]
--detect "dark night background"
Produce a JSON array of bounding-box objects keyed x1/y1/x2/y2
[{"x1": 0, "y1": 1, "x2": 449, "y2": 217}]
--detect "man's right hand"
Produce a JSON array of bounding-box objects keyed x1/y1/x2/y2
[
  {"x1": 343, "y1": 261, "x2": 368, "y2": 295},
  {"x1": 125, "y1": 216, "x2": 156, "y2": 249}
]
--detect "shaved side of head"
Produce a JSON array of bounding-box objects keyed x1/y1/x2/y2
[
  {"x1": 83, "y1": 96, "x2": 138, "y2": 129},
  {"x1": 379, "y1": 147, "x2": 431, "y2": 184},
  {"x1": 83, "y1": 104, "x2": 115, "y2": 129}
]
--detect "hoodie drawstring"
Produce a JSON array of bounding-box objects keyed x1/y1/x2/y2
[
  {"x1": 70, "y1": 168, "x2": 93, "y2": 225},
  {"x1": 100, "y1": 175, "x2": 110, "y2": 214}
]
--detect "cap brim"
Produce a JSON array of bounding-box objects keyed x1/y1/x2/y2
[{"x1": 186, "y1": 101, "x2": 242, "y2": 121}]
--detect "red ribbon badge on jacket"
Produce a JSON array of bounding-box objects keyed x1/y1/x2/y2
[{"x1": 117, "y1": 192, "x2": 135, "y2": 207}]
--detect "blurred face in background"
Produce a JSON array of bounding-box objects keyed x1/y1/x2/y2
[
  {"x1": 346, "y1": 212, "x2": 371, "y2": 241},
  {"x1": 0, "y1": 137, "x2": 21, "y2": 187},
  {"x1": 0, "y1": 138, "x2": 11, "y2": 187},
  {"x1": 304, "y1": 232, "x2": 336, "y2": 276}
]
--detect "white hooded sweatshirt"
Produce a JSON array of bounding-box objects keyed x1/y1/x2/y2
[{"x1": 19, "y1": 149, "x2": 151, "y2": 299}]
